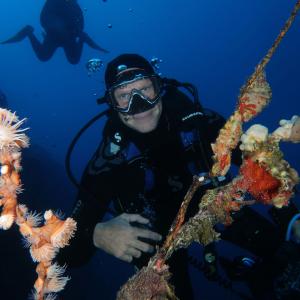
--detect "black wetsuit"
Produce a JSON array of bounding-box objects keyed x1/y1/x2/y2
[
  {"x1": 59, "y1": 87, "x2": 241, "y2": 299},
  {"x1": 226, "y1": 204, "x2": 300, "y2": 300}
]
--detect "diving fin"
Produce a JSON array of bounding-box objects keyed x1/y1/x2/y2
[
  {"x1": 1, "y1": 25, "x2": 34, "y2": 44},
  {"x1": 81, "y1": 32, "x2": 109, "y2": 53}
]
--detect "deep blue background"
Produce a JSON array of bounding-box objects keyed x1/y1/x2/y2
[{"x1": 0, "y1": 0, "x2": 299, "y2": 299}]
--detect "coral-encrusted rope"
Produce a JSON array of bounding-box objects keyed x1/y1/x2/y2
[{"x1": 240, "y1": 0, "x2": 300, "y2": 97}]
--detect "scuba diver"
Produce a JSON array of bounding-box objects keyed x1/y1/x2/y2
[
  {"x1": 57, "y1": 53, "x2": 243, "y2": 299},
  {"x1": 1, "y1": 0, "x2": 108, "y2": 64}
]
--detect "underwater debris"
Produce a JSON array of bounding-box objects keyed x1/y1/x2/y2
[{"x1": 0, "y1": 108, "x2": 76, "y2": 300}]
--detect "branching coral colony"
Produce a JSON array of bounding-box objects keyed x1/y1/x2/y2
[
  {"x1": 0, "y1": 108, "x2": 77, "y2": 299},
  {"x1": 117, "y1": 2, "x2": 300, "y2": 300}
]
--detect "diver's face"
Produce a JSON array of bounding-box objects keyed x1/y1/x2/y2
[{"x1": 115, "y1": 78, "x2": 162, "y2": 133}]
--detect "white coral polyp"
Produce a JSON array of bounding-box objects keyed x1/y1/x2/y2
[
  {"x1": 0, "y1": 109, "x2": 19, "y2": 123},
  {"x1": 0, "y1": 109, "x2": 29, "y2": 150},
  {"x1": 0, "y1": 164, "x2": 9, "y2": 175},
  {"x1": 240, "y1": 124, "x2": 268, "y2": 151},
  {"x1": 30, "y1": 244, "x2": 58, "y2": 262},
  {"x1": 44, "y1": 294, "x2": 58, "y2": 300},
  {"x1": 45, "y1": 263, "x2": 70, "y2": 293},
  {"x1": 51, "y1": 218, "x2": 77, "y2": 248},
  {"x1": 0, "y1": 213, "x2": 15, "y2": 229},
  {"x1": 44, "y1": 210, "x2": 53, "y2": 220}
]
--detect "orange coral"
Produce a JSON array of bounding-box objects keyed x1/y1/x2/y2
[
  {"x1": 0, "y1": 108, "x2": 76, "y2": 300},
  {"x1": 240, "y1": 158, "x2": 281, "y2": 204},
  {"x1": 33, "y1": 262, "x2": 70, "y2": 300}
]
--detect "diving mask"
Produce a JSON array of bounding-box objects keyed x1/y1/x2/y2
[{"x1": 107, "y1": 70, "x2": 163, "y2": 115}]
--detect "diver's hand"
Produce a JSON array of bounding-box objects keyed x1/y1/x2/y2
[{"x1": 93, "y1": 213, "x2": 162, "y2": 262}]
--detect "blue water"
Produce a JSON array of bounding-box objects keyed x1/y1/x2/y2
[{"x1": 0, "y1": 0, "x2": 299, "y2": 299}]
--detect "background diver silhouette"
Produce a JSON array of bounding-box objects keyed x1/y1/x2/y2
[{"x1": 1, "y1": 0, "x2": 109, "y2": 64}]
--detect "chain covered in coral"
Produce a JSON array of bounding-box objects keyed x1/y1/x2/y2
[{"x1": 0, "y1": 108, "x2": 76, "y2": 300}]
